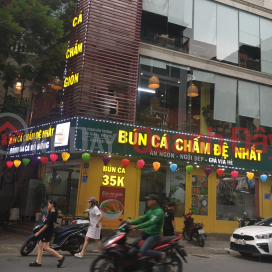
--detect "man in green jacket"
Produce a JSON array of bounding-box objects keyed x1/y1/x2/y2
[{"x1": 130, "y1": 194, "x2": 166, "y2": 260}]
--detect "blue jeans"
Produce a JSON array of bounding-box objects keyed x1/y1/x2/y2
[{"x1": 132, "y1": 235, "x2": 162, "y2": 258}]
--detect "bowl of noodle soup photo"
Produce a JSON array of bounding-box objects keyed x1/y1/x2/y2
[{"x1": 100, "y1": 199, "x2": 124, "y2": 219}]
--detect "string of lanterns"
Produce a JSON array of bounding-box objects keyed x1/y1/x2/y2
[{"x1": 4, "y1": 152, "x2": 270, "y2": 184}]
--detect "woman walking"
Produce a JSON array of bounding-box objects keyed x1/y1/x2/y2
[
  {"x1": 29, "y1": 200, "x2": 65, "y2": 268},
  {"x1": 74, "y1": 197, "x2": 103, "y2": 258}
]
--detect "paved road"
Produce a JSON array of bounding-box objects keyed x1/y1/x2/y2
[{"x1": 1, "y1": 252, "x2": 272, "y2": 272}]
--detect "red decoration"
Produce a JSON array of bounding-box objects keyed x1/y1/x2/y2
[
  {"x1": 6, "y1": 161, "x2": 13, "y2": 168},
  {"x1": 122, "y1": 159, "x2": 130, "y2": 168},
  {"x1": 216, "y1": 169, "x2": 224, "y2": 177},
  {"x1": 231, "y1": 170, "x2": 239, "y2": 179},
  {"x1": 40, "y1": 157, "x2": 48, "y2": 166},
  {"x1": 137, "y1": 159, "x2": 145, "y2": 169},
  {"x1": 50, "y1": 153, "x2": 58, "y2": 163}
]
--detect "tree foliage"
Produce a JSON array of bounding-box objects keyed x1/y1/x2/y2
[{"x1": 0, "y1": 0, "x2": 76, "y2": 105}]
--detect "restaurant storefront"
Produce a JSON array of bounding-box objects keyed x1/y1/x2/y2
[{"x1": 8, "y1": 117, "x2": 272, "y2": 233}]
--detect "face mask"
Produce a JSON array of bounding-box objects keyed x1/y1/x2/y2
[{"x1": 88, "y1": 202, "x2": 92, "y2": 208}]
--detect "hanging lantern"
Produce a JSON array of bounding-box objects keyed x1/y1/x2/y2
[
  {"x1": 186, "y1": 165, "x2": 193, "y2": 175},
  {"x1": 103, "y1": 156, "x2": 111, "y2": 166},
  {"x1": 216, "y1": 169, "x2": 224, "y2": 177},
  {"x1": 137, "y1": 159, "x2": 145, "y2": 169},
  {"x1": 40, "y1": 157, "x2": 48, "y2": 166},
  {"x1": 122, "y1": 159, "x2": 130, "y2": 168},
  {"x1": 187, "y1": 84, "x2": 199, "y2": 97},
  {"x1": 231, "y1": 170, "x2": 239, "y2": 179},
  {"x1": 14, "y1": 160, "x2": 21, "y2": 168},
  {"x1": 31, "y1": 157, "x2": 38, "y2": 165},
  {"x1": 153, "y1": 162, "x2": 161, "y2": 171},
  {"x1": 204, "y1": 168, "x2": 211, "y2": 177},
  {"x1": 6, "y1": 161, "x2": 13, "y2": 168},
  {"x1": 260, "y1": 174, "x2": 267, "y2": 183},
  {"x1": 51, "y1": 76, "x2": 63, "y2": 90},
  {"x1": 170, "y1": 164, "x2": 177, "y2": 173},
  {"x1": 61, "y1": 152, "x2": 70, "y2": 162},
  {"x1": 82, "y1": 152, "x2": 90, "y2": 163},
  {"x1": 50, "y1": 153, "x2": 58, "y2": 163},
  {"x1": 22, "y1": 158, "x2": 30, "y2": 166},
  {"x1": 247, "y1": 172, "x2": 254, "y2": 181},
  {"x1": 148, "y1": 76, "x2": 160, "y2": 89}
]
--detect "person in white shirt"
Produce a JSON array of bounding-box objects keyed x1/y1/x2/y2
[{"x1": 74, "y1": 197, "x2": 103, "y2": 258}]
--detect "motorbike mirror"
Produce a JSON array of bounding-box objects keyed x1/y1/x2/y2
[{"x1": 119, "y1": 219, "x2": 123, "y2": 221}]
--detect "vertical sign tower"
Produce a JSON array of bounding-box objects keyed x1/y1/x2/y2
[{"x1": 63, "y1": 0, "x2": 142, "y2": 124}]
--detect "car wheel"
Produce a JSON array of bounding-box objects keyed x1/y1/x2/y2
[{"x1": 239, "y1": 251, "x2": 252, "y2": 257}]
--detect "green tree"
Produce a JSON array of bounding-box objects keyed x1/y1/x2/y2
[{"x1": 0, "y1": 0, "x2": 76, "y2": 116}]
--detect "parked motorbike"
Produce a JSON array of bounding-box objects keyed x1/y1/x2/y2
[
  {"x1": 71, "y1": 210, "x2": 90, "y2": 224},
  {"x1": 20, "y1": 213, "x2": 88, "y2": 256},
  {"x1": 90, "y1": 221, "x2": 187, "y2": 272},
  {"x1": 182, "y1": 209, "x2": 206, "y2": 247},
  {"x1": 238, "y1": 212, "x2": 264, "y2": 228}
]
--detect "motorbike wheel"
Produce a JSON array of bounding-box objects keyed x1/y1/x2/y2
[
  {"x1": 90, "y1": 254, "x2": 122, "y2": 272},
  {"x1": 20, "y1": 239, "x2": 37, "y2": 256},
  {"x1": 160, "y1": 253, "x2": 182, "y2": 272},
  {"x1": 193, "y1": 232, "x2": 205, "y2": 247},
  {"x1": 69, "y1": 236, "x2": 85, "y2": 255},
  {"x1": 182, "y1": 231, "x2": 190, "y2": 241}
]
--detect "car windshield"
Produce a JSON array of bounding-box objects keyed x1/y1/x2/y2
[{"x1": 256, "y1": 217, "x2": 272, "y2": 226}]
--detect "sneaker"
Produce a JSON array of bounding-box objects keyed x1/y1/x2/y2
[
  {"x1": 57, "y1": 256, "x2": 65, "y2": 268},
  {"x1": 29, "y1": 261, "x2": 42, "y2": 267},
  {"x1": 74, "y1": 253, "x2": 83, "y2": 258}
]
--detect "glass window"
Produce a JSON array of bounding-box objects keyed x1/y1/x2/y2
[
  {"x1": 194, "y1": 0, "x2": 216, "y2": 46},
  {"x1": 192, "y1": 175, "x2": 208, "y2": 216},
  {"x1": 238, "y1": 81, "x2": 260, "y2": 119},
  {"x1": 142, "y1": 0, "x2": 168, "y2": 17},
  {"x1": 260, "y1": 85, "x2": 272, "y2": 127},
  {"x1": 168, "y1": 0, "x2": 193, "y2": 28},
  {"x1": 217, "y1": 4, "x2": 238, "y2": 64},
  {"x1": 239, "y1": 11, "x2": 260, "y2": 47},
  {"x1": 216, "y1": 176, "x2": 259, "y2": 221},
  {"x1": 214, "y1": 75, "x2": 237, "y2": 123},
  {"x1": 138, "y1": 165, "x2": 186, "y2": 217},
  {"x1": 260, "y1": 17, "x2": 272, "y2": 74},
  {"x1": 44, "y1": 165, "x2": 80, "y2": 216},
  {"x1": 140, "y1": 0, "x2": 272, "y2": 74}
]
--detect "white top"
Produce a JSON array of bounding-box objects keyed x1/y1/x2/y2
[{"x1": 86, "y1": 206, "x2": 102, "y2": 239}]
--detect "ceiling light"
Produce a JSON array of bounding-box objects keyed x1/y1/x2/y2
[
  {"x1": 140, "y1": 73, "x2": 143, "y2": 75},
  {"x1": 187, "y1": 83, "x2": 199, "y2": 97},
  {"x1": 148, "y1": 76, "x2": 160, "y2": 89},
  {"x1": 178, "y1": 81, "x2": 180, "y2": 84}
]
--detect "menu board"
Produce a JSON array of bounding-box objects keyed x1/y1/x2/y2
[{"x1": 191, "y1": 175, "x2": 208, "y2": 216}]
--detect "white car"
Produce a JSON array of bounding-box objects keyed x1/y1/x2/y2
[{"x1": 230, "y1": 217, "x2": 272, "y2": 256}]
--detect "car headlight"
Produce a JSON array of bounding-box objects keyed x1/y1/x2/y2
[{"x1": 255, "y1": 234, "x2": 272, "y2": 239}]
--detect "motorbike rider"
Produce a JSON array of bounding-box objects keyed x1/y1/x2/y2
[{"x1": 130, "y1": 194, "x2": 166, "y2": 260}]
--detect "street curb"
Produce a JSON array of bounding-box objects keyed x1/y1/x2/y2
[{"x1": 0, "y1": 245, "x2": 230, "y2": 255}]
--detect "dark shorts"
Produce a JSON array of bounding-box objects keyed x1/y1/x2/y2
[
  {"x1": 38, "y1": 232, "x2": 53, "y2": 243},
  {"x1": 163, "y1": 228, "x2": 174, "y2": 236}
]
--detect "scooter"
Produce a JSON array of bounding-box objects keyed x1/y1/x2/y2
[
  {"x1": 90, "y1": 221, "x2": 187, "y2": 272},
  {"x1": 182, "y1": 209, "x2": 206, "y2": 247},
  {"x1": 238, "y1": 212, "x2": 264, "y2": 228},
  {"x1": 20, "y1": 213, "x2": 88, "y2": 256},
  {"x1": 71, "y1": 210, "x2": 90, "y2": 224}
]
